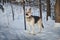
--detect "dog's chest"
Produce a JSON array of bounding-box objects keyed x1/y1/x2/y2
[{"x1": 26, "y1": 18, "x2": 33, "y2": 22}]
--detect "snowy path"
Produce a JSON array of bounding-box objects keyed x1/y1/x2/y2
[{"x1": 0, "y1": 3, "x2": 60, "y2": 40}]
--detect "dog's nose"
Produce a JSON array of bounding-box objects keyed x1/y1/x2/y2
[{"x1": 26, "y1": 14, "x2": 28, "y2": 16}]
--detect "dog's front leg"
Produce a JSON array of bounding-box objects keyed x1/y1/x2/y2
[
  {"x1": 31, "y1": 24, "x2": 35, "y2": 34},
  {"x1": 27, "y1": 25, "x2": 31, "y2": 33},
  {"x1": 26, "y1": 23, "x2": 31, "y2": 33}
]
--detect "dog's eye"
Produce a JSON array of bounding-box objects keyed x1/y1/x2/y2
[{"x1": 26, "y1": 14, "x2": 28, "y2": 15}]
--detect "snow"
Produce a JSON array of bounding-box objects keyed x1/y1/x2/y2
[
  {"x1": 0, "y1": 3, "x2": 60, "y2": 40},
  {"x1": 54, "y1": 23, "x2": 60, "y2": 27}
]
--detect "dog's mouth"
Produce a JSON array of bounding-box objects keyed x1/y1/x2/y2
[{"x1": 26, "y1": 14, "x2": 30, "y2": 18}]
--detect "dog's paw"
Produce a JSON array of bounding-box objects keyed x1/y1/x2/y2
[
  {"x1": 26, "y1": 31, "x2": 31, "y2": 34},
  {"x1": 38, "y1": 31, "x2": 41, "y2": 33},
  {"x1": 30, "y1": 31, "x2": 36, "y2": 35},
  {"x1": 32, "y1": 33, "x2": 36, "y2": 35},
  {"x1": 29, "y1": 33, "x2": 36, "y2": 35}
]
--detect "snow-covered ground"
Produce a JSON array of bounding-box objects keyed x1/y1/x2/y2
[{"x1": 0, "y1": 3, "x2": 60, "y2": 40}]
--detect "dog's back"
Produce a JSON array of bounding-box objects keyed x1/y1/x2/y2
[
  {"x1": 32, "y1": 15, "x2": 44, "y2": 28},
  {"x1": 32, "y1": 16, "x2": 40, "y2": 23}
]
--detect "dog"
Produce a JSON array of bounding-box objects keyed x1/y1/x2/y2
[
  {"x1": 0, "y1": 4, "x2": 4, "y2": 12},
  {"x1": 25, "y1": 8, "x2": 44, "y2": 34}
]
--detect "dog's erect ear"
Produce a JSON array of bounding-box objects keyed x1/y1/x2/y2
[
  {"x1": 29, "y1": 8, "x2": 31, "y2": 12},
  {"x1": 25, "y1": 9, "x2": 27, "y2": 11}
]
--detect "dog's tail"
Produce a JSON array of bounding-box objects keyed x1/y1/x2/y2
[{"x1": 42, "y1": 24, "x2": 44, "y2": 28}]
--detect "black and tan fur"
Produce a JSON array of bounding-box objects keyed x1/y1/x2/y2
[{"x1": 25, "y1": 8, "x2": 44, "y2": 34}]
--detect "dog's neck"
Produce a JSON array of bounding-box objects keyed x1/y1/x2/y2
[{"x1": 26, "y1": 15, "x2": 33, "y2": 22}]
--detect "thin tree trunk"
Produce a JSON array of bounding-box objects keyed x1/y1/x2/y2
[
  {"x1": 1, "y1": 0, "x2": 4, "y2": 5},
  {"x1": 21, "y1": 0, "x2": 26, "y2": 30},
  {"x1": 38, "y1": 0, "x2": 42, "y2": 19},
  {"x1": 46, "y1": 0, "x2": 51, "y2": 20},
  {"x1": 10, "y1": 1, "x2": 14, "y2": 21}
]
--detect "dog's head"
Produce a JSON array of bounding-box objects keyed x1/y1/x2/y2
[{"x1": 25, "y1": 8, "x2": 31, "y2": 17}]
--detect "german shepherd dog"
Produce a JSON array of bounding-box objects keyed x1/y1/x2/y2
[
  {"x1": 25, "y1": 8, "x2": 44, "y2": 34},
  {"x1": 0, "y1": 4, "x2": 4, "y2": 12}
]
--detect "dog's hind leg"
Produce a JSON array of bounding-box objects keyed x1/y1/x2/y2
[
  {"x1": 38, "y1": 24, "x2": 42, "y2": 33},
  {"x1": 37, "y1": 19, "x2": 43, "y2": 33}
]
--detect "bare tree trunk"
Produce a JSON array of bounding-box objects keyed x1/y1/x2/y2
[
  {"x1": 2, "y1": 0, "x2": 4, "y2": 5},
  {"x1": 11, "y1": 4, "x2": 14, "y2": 21},
  {"x1": 38, "y1": 0, "x2": 42, "y2": 19},
  {"x1": 21, "y1": 0, "x2": 26, "y2": 30},
  {"x1": 55, "y1": 0, "x2": 60, "y2": 23},
  {"x1": 46, "y1": 0, "x2": 51, "y2": 20},
  {"x1": 10, "y1": 0, "x2": 14, "y2": 21}
]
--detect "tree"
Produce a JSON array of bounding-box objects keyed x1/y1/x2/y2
[
  {"x1": 21, "y1": 0, "x2": 26, "y2": 30},
  {"x1": 55, "y1": 0, "x2": 60, "y2": 23},
  {"x1": 46, "y1": 0, "x2": 51, "y2": 20},
  {"x1": 10, "y1": 0, "x2": 14, "y2": 21},
  {"x1": 38, "y1": 0, "x2": 42, "y2": 19}
]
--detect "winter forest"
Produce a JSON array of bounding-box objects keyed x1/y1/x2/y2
[{"x1": 0, "y1": 0, "x2": 60, "y2": 40}]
